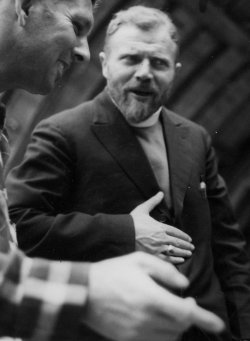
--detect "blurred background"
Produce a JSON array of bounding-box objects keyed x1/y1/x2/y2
[{"x1": 3, "y1": 0, "x2": 250, "y2": 252}]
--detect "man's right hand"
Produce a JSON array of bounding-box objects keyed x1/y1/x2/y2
[
  {"x1": 84, "y1": 252, "x2": 225, "y2": 341},
  {"x1": 130, "y1": 192, "x2": 194, "y2": 264}
]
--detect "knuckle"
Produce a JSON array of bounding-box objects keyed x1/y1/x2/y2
[{"x1": 175, "y1": 239, "x2": 180, "y2": 248}]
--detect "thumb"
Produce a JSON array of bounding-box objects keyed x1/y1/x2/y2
[{"x1": 138, "y1": 192, "x2": 164, "y2": 213}]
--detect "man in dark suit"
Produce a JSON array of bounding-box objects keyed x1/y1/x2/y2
[{"x1": 7, "y1": 5, "x2": 250, "y2": 341}]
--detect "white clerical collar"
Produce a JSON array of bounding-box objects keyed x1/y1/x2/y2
[{"x1": 109, "y1": 93, "x2": 162, "y2": 128}]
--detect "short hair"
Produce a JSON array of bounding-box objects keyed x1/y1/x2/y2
[{"x1": 103, "y1": 6, "x2": 179, "y2": 53}]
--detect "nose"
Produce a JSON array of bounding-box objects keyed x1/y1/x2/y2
[
  {"x1": 135, "y1": 59, "x2": 153, "y2": 81},
  {"x1": 73, "y1": 37, "x2": 90, "y2": 64}
]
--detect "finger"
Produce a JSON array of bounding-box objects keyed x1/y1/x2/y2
[
  {"x1": 161, "y1": 245, "x2": 192, "y2": 259},
  {"x1": 170, "y1": 248, "x2": 192, "y2": 258},
  {"x1": 153, "y1": 291, "x2": 225, "y2": 335},
  {"x1": 165, "y1": 235, "x2": 195, "y2": 251},
  {"x1": 164, "y1": 243, "x2": 193, "y2": 257},
  {"x1": 163, "y1": 255, "x2": 185, "y2": 265},
  {"x1": 163, "y1": 224, "x2": 192, "y2": 242},
  {"x1": 185, "y1": 298, "x2": 225, "y2": 333},
  {"x1": 138, "y1": 192, "x2": 164, "y2": 213},
  {"x1": 137, "y1": 234, "x2": 194, "y2": 253},
  {"x1": 135, "y1": 252, "x2": 189, "y2": 289},
  {"x1": 158, "y1": 250, "x2": 185, "y2": 265}
]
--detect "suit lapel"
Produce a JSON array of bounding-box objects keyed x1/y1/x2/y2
[
  {"x1": 162, "y1": 109, "x2": 193, "y2": 220},
  {"x1": 91, "y1": 91, "x2": 161, "y2": 200},
  {"x1": 91, "y1": 91, "x2": 193, "y2": 220}
]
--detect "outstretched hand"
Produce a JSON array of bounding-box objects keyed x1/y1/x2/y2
[{"x1": 84, "y1": 252, "x2": 224, "y2": 341}]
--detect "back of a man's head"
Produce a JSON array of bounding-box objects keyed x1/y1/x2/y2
[{"x1": 103, "y1": 6, "x2": 179, "y2": 53}]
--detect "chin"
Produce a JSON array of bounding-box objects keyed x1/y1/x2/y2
[{"x1": 125, "y1": 103, "x2": 152, "y2": 123}]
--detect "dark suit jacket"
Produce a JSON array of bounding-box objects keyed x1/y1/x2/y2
[{"x1": 7, "y1": 89, "x2": 250, "y2": 341}]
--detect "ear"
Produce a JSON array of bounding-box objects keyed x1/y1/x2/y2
[
  {"x1": 15, "y1": 0, "x2": 32, "y2": 27},
  {"x1": 99, "y1": 51, "x2": 108, "y2": 79}
]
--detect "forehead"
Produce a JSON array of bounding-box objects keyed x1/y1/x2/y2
[
  {"x1": 108, "y1": 25, "x2": 177, "y2": 59},
  {"x1": 53, "y1": 0, "x2": 94, "y2": 25}
]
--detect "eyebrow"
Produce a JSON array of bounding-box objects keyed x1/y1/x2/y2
[{"x1": 119, "y1": 47, "x2": 170, "y2": 56}]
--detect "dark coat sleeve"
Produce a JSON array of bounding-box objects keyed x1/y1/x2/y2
[
  {"x1": 6, "y1": 119, "x2": 135, "y2": 261},
  {"x1": 204, "y1": 130, "x2": 250, "y2": 340}
]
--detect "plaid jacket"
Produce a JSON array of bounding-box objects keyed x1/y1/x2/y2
[{"x1": 0, "y1": 104, "x2": 90, "y2": 340}]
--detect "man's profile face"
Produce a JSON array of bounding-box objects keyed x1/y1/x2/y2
[
  {"x1": 100, "y1": 23, "x2": 177, "y2": 124},
  {"x1": 18, "y1": 0, "x2": 94, "y2": 94}
]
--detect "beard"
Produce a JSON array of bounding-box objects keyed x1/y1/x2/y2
[{"x1": 108, "y1": 82, "x2": 163, "y2": 125}]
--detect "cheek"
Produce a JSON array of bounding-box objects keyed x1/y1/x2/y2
[
  {"x1": 157, "y1": 71, "x2": 175, "y2": 91},
  {"x1": 56, "y1": 38, "x2": 74, "y2": 53},
  {"x1": 107, "y1": 63, "x2": 134, "y2": 85},
  {"x1": 108, "y1": 72, "x2": 127, "y2": 88},
  {"x1": 49, "y1": 31, "x2": 75, "y2": 56}
]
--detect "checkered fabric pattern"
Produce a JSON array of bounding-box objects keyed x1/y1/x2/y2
[
  {"x1": 0, "y1": 103, "x2": 90, "y2": 340},
  {"x1": 0, "y1": 247, "x2": 89, "y2": 340},
  {"x1": 0, "y1": 103, "x2": 12, "y2": 252}
]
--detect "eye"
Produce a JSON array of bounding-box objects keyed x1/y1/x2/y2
[
  {"x1": 122, "y1": 55, "x2": 141, "y2": 65},
  {"x1": 151, "y1": 58, "x2": 170, "y2": 69},
  {"x1": 72, "y1": 21, "x2": 84, "y2": 36}
]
